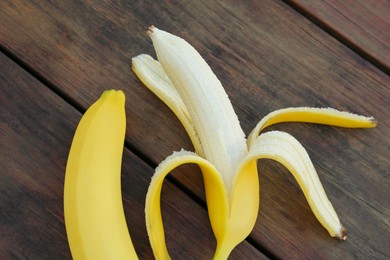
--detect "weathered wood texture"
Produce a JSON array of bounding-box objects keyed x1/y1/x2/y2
[
  {"x1": 0, "y1": 52, "x2": 265, "y2": 259},
  {"x1": 287, "y1": 0, "x2": 390, "y2": 72},
  {"x1": 0, "y1": 0, "x2": 389, "y2": 259}
]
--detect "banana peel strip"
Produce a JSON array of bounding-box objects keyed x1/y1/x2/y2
[
  {"x1": 242, "y1": 130, "x2": 346, "y2": 239},
  {"x1": 247, "y1": 107, "x2": 376, "y2": 149},
  {"x1": 145, "y1": 150, "x2": 228, "y2": 260}
]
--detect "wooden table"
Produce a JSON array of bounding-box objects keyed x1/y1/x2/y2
[{"x1": 1, "y1": 1, "x2": 389, "y2": 259}]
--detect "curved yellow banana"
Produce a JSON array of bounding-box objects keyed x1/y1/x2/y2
[
  {"x1": 64, "y1": 90, "x2": 138, "y2": 259},
  {"x1": 132, "y1": 26, "x2": 376, "y2": 259}
]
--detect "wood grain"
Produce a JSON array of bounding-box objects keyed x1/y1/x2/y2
[
  {"x1": 0, "y1": 0, "x2": 389, "y2": 258},
  {"x1": 0, "y1": 53, "x2": 266, "y2": 259},
  {"x1": 286, "y1": 0, "x2": 390, "y2": 72}
]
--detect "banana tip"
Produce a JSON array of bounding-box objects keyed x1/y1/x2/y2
[
  {"x1": 147, "y1": 25, "x2": 155, "y2": 35},
  {"x1": 369, "y1": 117, "x2": 378, "y2": 127},
  {"x1": 335, "y1": 226, "x2": 347, "y2": 240}
]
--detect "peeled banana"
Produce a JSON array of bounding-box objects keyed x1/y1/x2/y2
[
  {"x1": 64, "y1": 90, "x2": 138, "y2": 259},
  {"x1": 132, "y1": 26, "x2": 376, "y2": 259}
]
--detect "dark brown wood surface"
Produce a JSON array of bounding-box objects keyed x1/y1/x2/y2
[
  {"x1": 1, "y1": 0, "x2": 389, "y2": 259},
  {"x1": 287, "y1": 0, "x2": 390, "y2": 72}
]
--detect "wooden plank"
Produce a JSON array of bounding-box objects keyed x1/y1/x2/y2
[
  {"x1": 1, "y1": 0, "x2": 389, "y2": 258},
  {"x1": 0, "y1": 53, "x2": 267, "y2": 259},
  {"x1": 286, "y1": 0, "x2": 390, "y2": 72}
]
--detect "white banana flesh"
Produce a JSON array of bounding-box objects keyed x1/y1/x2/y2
[
  {"x1": 132, "y1": 54, "x2": 202, "y2": 155},
  {"x1": 132, "y1": 26, "x2": 375, "y2": 259},
  {"x1": 146, "y1": 27, "x2": 248, "y2": 195}
]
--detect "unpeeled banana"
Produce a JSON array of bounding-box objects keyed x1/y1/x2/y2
[
  {"x1": 132, "y1": 26, "x2": 376, "y2": 259},
  {"x1": 64, "y1": 90, "x2": 138, "y2": 259}
]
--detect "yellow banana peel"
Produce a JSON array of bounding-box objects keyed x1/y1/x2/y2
[{"x1": 132, "y1": 26, "x2": 376, "y2": 259}]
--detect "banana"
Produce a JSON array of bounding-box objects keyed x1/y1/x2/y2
[
  {"x1": 64, "y1": 90, "x2": 138, "y2": 260},
  {"x1": 132, "y1": 26, "x2": 376, "y2": 259}
]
